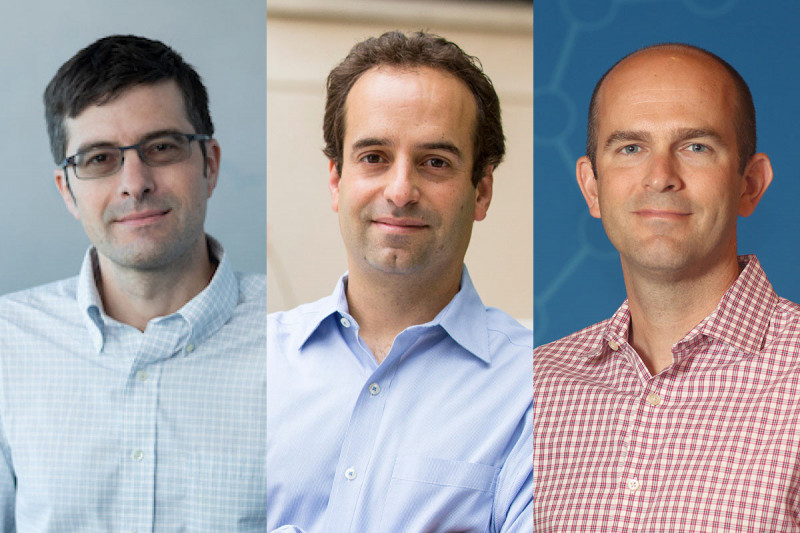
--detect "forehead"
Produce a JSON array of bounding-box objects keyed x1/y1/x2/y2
[
  {"x1": 342, "y1": 66, "x2": 477, "y2": 149},
  {"x1": 65, "y1": 80, "x2": 193, "y2": 151},
  {"x1": 595, "y1": 49, "x2": 738, "y2": 136}
]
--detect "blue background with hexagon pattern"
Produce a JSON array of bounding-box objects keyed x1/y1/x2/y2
[{"x1": 535, "y1": 0, "x2": 800, "y2": 346}]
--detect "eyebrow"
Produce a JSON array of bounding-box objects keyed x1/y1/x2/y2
[
  {"x1": 419, "y1": 142, "x2": 463, "y2": 160},
  {"x1": 350, "y1": 137, "x2": 463, "y2": 160},
  {"x1": 603, "y1": 128, "x2": 725, "y2": 151},
  {"x1": 73, "y1": 129, "x2": 186, "y2": 155}
]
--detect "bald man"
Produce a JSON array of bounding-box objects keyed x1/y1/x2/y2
[{"x1": 535, "y1": 44, "x2": 800, "y2": 531}]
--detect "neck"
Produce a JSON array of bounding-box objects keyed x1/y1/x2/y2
[
  {"x1": 96, "y1": 237, "x2": 216, "y2": 332},
  {"x1": 622, "y1": 254, "x2": 741, "y2": 376},
  {"x1": 345, "y1": 263, "x2": 462, "y2": 363}
]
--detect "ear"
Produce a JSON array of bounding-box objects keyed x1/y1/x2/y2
[
  {"x1": 576, "y1": 156, "x2": 602, "y2": 219},
  {"x1": 203, "y1": 139, "x2": 221, "y2": 198},
  {"x1": 55, "y1": 168, "x2": 80, "y2": 220},
  {"x1": 473, "y1": 165, "x2": 493, "y2": 222},
  {"x1": 328, "y1": 159, "x2": 341, "y2": 212},
  {"x1": 738, "y1": 153, "x2": 773, "y2": 217}
]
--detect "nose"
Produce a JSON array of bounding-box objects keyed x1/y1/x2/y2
[
  {"x1": 383, "y1": 158, "x2": 420, "y2": 207},
  {"x1": 117, "y1": 147, "x2": 155, "y2": 200},
  {"x1": 643, "y1": 152, "x2": 681, "y2": 192}
]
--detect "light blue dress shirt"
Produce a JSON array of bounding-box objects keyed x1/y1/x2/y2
[
  {"x1": 0, "y1": 237, "x2": 266, "y2": 532},
  {"x1": 267, "y1": 267, "x2": 532, "y2": 532}
]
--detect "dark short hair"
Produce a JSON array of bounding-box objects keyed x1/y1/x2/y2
[
  {"x1": 323, "y1": 31, "x2": 504, "y2": 187},
  {"x1": 44, "y1": 34, "x2": 214, "y2": 164},
  {"x1": 586, "y1": 43, "x2": 756, "y2": 174}
]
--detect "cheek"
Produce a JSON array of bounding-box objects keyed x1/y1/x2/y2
[
  {"x1": 340, "y1": 183, "x2": 374, "y2": 213},
  {"x1": 71, "y1": 189, "x2": 107, "y2": 220}
]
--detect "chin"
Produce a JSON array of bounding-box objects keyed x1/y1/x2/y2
[
  {"x1": 364, "y1": 251, "x2": 428, "y2": 276},
  {"x1": 625, "y1": 251, "x2": 700, "y2": 276},
  {"x1": 100, "y1": 240, "x2": 191, "y2": 271}
]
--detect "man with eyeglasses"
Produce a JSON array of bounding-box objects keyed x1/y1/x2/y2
[{"x1": 0, "y1": 35, "x2": 265, "y2": 531}]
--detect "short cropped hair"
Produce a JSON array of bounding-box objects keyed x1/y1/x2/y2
[
  {"x1": 586, "y1": 43, "x2": 756, "y2": 174},
  {"x1": 323, "y1": 31, "x2": 504, "y2": 187},
  {"x1": 44, "y1": 34, "x2": 213, "y2": 164}
]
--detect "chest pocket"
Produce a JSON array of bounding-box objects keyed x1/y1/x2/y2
[{"x1": 379, "y1": 455, "x2": 499, "y2": 533}]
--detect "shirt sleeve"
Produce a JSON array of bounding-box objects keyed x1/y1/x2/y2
[
  {"x1": 492, "y1": 404, "x2": 533, "y2": 533},
  {"x1": 270, "y1": 526, "x2": 306, "y2": 533},
  {"x1": 0, "y1": 413, "x2": 15, "y2": 532}
]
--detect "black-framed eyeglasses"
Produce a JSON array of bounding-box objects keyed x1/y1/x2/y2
[{"x1": 60, "y1": 132, "x2": 211, "y2": 180}]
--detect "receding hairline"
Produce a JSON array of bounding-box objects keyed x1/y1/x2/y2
[
  {"x1": 340, "y1": 64, "x2": 479, "y2": 153},
  {"x1": 587, "y1": 42, "x2": 756, "y2": 172},
  {"x1": 596, "y1": 44, "x2": 735, "y2": 108}
]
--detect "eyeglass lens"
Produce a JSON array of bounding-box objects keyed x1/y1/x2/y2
[{"x1": 73, "y1": 134, "x2": 194, "y2": 179}]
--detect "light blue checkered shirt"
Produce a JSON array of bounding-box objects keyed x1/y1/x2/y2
[
  {"x1": 267, "y1": 267, "x2": 532, "y2": 533},
  {"x1": 0, "y1": 237, "x2": 266, "y2": 532}
]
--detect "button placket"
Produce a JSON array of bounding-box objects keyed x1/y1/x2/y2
[{"x1": 646, "y1": 392, "x2": 662, "y2": 406}]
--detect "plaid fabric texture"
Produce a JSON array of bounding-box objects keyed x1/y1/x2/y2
[
  {"x1": 534, "y1": 255, "x2": 800, "y2": 532},
  {"x1": 0, "y1": 238, "x2": 266, "y2": 532}
]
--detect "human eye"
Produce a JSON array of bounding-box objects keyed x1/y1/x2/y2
[
  {"x1": 422, "y1": 157, "x2": 450, "y2": 169},
  {"x1": 359, "y1": 153, "x2": 385, "y2": 164},
  {"x1": 143, "y1": 136, "x2": 188, "y2": 164},
  {"x1": 619, "y1": 144, "x2": 641, "y2": 155},
  {"x1": 686, "y1": 143, "x2": 709, "y2": 153},
  {"x1": 146, "y1": 137, "x2": 182, "y2": 153},
  {"x1": 78, "y1": 148, "x2": 117, "y2": 169}
]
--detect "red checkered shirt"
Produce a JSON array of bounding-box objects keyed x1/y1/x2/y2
[{"x1": 534, "y1": 255, "x2": 800, "y2": 532}]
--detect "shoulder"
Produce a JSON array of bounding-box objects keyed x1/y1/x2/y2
[
  {"x1": 267, "y1": 294, "x2": 334, "y2": 349},
  {"x1": 268, "y1": 295, "x2": 330, "y2": 327},
  {"x1": 234, "y1": 272, "x2": 266, "y2": 303},
  {"x1": 0, "y1": 277, "x2": 79, "y2": 321},
  {"x1": 534, "y1": 318, "x2": 610, "y2": 362},
  {"x1": 765, "y1": 295, "x2": 800, "y2": 344},
  {"x1": 0, "y1": 278, "x2": 84, "y2": 355},
  {"x1": 484, "y1": 306, "x2": 533, "y2": 351}
]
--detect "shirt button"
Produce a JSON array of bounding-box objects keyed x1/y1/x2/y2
[
  {"x1": 626, "y1": 478, "x2": 641, "y2": 492},
  {"x1": 608, "y1": 340, "x2": 620, "y2": 351},
  {"x1": 646, "y1": 393, "x2": 662, "y2": 406},
  {"x1": 136, "y1": 370, "x2": 148, "y2": 382},
  {"x1": 368, "y1": 383, "x2": 381, "y2": 396},
  {"x1": 344, "y1": 467, "x2": 357, "y2": 480},
  {"x1": 131, "y1": 450, "x2": 144, "y2": 462},
  {"x1": 340, "y1": 317, "x2": 351, "y2": 328},
  {"x1": 185, "y1": 343, "x2": 195, "y2": 353}
]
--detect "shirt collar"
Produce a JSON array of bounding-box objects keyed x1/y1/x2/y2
[
  {"x1": 689, "y1": 255, "x2": 776, "y2": 354},
  {"x1": 595, "y1": 255, "x2": 776, "y2": 360},
  {"x1": 75, "y1": 235, "x2": 237, "y2": 353},
  {"x1": 76, "y1": 247, "x2": 106, "y2": 352},
  {"x1": 298, "y1": 266, "x2": 491, "y2": 363},
  {"x1": 174, "y1": 236, "x2": 238, "y2": 346}
]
